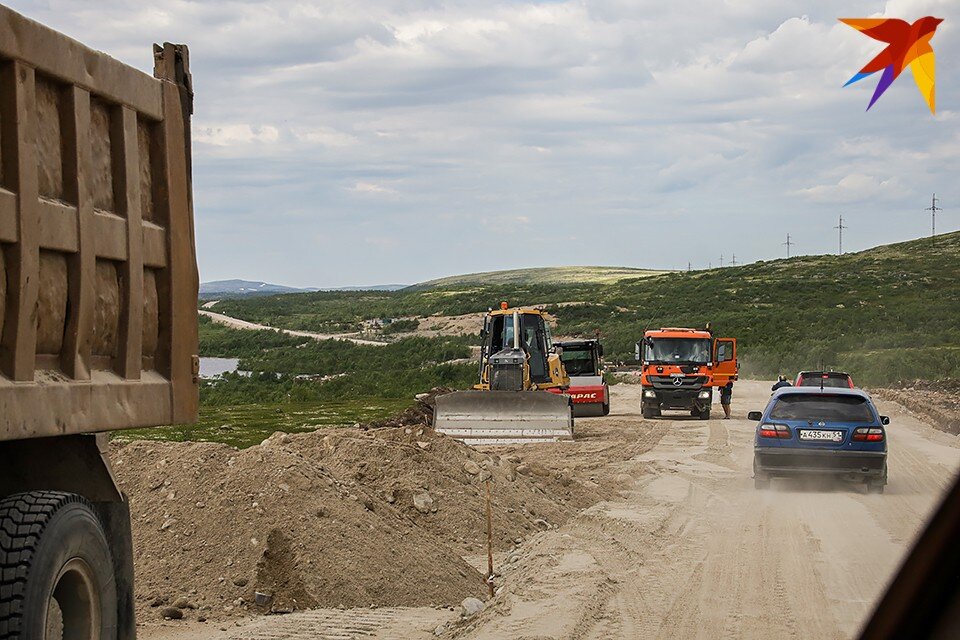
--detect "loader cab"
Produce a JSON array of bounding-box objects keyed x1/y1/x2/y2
[
  {"x1": 482, "y1": 310, "x2": 552, "y2": 384},
  {"x1": 479, "y1": 305, "x2": 568, "y2": 391}
]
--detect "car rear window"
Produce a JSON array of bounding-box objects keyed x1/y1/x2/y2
[
  {"x1": 769, "y1": 394, "x2": 874, "y2": 423},
  {"x1": 798, "y1": 375, "x2": 850, "y2": 388}
]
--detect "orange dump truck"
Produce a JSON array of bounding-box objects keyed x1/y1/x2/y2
[
  {"x1": 635, "y1": 327, "x2": 737, "y2": 419},
  {"x1": 0, "y1": 6, "x2": 197, "y2": 638}
]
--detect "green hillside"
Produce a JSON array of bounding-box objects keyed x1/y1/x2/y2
[
  {"x1": 213, "y1": 231, "x2": 960, "y2": 386},
  {"x1": 412, "y1": 265, "x2": 665, "y2": 288}
]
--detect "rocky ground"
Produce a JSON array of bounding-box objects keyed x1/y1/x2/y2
[{"x1": 873, "y1": 379, "x2": 960, "y2": 435}]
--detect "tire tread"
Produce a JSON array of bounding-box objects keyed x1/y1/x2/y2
[{"x1": 0, "y1": 491, "x2": 91, "y2": 637}]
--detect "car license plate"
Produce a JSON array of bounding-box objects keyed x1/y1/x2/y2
[{"x1": 799, "y1": 429, "x2": 843, "y2": 442}]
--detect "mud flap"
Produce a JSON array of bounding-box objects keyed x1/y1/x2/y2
[{"x1": 434, "y1": 390, "x2": 574, "y2": 445}]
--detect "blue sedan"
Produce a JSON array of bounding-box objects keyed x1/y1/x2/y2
[{"x1": 749, "y1": 387, "x2": 888, "y2": 493}]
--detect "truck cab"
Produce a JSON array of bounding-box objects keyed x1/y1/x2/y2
[{"x1": 635, "y1": 328, "x2": 738, "y2": 419}]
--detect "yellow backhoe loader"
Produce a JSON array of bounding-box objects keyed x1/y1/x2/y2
[{"x1": 434, "y1": 303, "x2": 574, "y2": 444}]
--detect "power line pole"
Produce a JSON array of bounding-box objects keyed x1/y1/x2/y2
[
  {"x1": 783, "y1": 233, "x2": 794, "y2": 258},
  {"x1": 720, "y1": 253, "x2": 724, "y2": 267},
  {"x1": 834, "y1": 214, "x2": 848, "y2": 254},
  {"x1": 925, "y1": 193, "x2": 941, "y2": 240},
  {"x1": 731, "y1": 254, "x2": 738, "y2": 266},
  {"x1": 687, "y1": 261, "x2": 692, "y2": 272}
]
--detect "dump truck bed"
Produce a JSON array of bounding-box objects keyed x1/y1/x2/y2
[{"x1": 0, "y1": 5, "x2": 199, "y2": 440}]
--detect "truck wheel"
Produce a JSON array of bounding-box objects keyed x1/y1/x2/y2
[
  {"x1": 602, "y1": 402, "x2": 610, "y2": 416},
  {"x1": 0, "y1": 492, "x2": 117, "y2": 640},
  {"x1": 642, "y1": 404, "x2": 655, "y2": 419},
  {"x1": 699, "y1": 408, "x2": 711, "y2": 420}
]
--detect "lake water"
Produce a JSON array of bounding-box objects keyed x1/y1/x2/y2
[{"x1": 199, "y1": 357, "x2": 239, "y2": 379}]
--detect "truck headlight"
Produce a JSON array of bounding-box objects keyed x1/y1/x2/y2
[
  {"x1": 643, "y1": 389, "x2": 657, "y2": 399},
  {"x1": 698, "y1": 390, "x2": 711, "y2": 399}
]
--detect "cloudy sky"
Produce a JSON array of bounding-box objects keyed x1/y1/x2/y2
[{"x1": 9, "y1": 0, "x2": 958, "y2": 286}]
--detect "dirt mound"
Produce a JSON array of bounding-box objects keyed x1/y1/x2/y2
[
  {"x1": 114, "y1": 417, "x2": 606, "y2": 624},
  {"x1": 363, "y1": 388, "x2": 451, "y2": 430},
  {"x1": 112, "y1": 438, "x2": 486, "y2": 623},
  {"x1": 874, "y1": 380, "x2": 960, "y2": 435},
  {"x1": 285, "y1": 425, "x2": 605, "y2": 553}
]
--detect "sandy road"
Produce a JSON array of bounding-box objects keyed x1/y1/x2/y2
[
  {"x1": 456, "y1": 380, "x2": 960, "y2": 639},
  {"x1": 140, "y1": 380, "x2": 958, "y2": 639},
  {"x1": 198, "y1": 309, "x2": 388, "y2": 346}
]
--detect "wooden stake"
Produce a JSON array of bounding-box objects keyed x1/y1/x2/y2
[{"x1": 485, "y1": 478, "x2": 495, "y2": 597}]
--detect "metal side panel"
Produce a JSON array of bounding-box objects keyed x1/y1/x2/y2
[
  {"x1": 434, "y1": 390, "x2": 574, "y2": 444},
  {"x1": 0, "y1": 4, "x2": 198, "y2": 441}
]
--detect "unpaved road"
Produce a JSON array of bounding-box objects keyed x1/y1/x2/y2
[
  {"x1": 198, "y1": 309, "x2": 387, "y2": 346},
  {"x1": 141, "y1": 380, "x2": 959, "y2": 639}
]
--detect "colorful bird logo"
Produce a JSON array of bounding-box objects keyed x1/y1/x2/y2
[{"x1": 841, "y1": 17, "x2": 943, "y2": 113}]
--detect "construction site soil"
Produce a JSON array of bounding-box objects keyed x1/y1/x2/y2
[
  {"x1": 873, "y1": 379, "x2": 960, "y2": 435},
  {"x1": 114, "y1": 407, "x2": 639, "y2": 626},
  {"x1": 129, "y1": 382, "x2": 959, "y2": 638}
]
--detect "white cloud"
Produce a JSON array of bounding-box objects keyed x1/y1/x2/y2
[
  {"x1": 793, "y1": 174, "x2": 904, "y2": 203},
  {"x1": 194, "y1": 124, "x2": 280, "y2": 147},
  {"x1": 349, "y1": 182, "x2": 397, "y2": 195}
]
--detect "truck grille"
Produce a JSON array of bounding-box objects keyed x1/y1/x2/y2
[{"x1": 648, "y1": 376, "x2": 707, "y2": 390}]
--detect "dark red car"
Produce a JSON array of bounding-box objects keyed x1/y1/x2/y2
[{"x1": 794, "y1": 371, "x2": 855, "y2": 389}]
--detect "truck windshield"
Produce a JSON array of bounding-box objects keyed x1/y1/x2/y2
[
  {"x1": 644, "y1": 338, "x2": 711, "y2": 365},
  {"x1": 769, "y1": 395, "x2": 875, "y2": 423},
  {"x1": 560, "y1": 347, "x2": 596, "y2": 376}
]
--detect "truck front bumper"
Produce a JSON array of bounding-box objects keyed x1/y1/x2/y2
[{"x1": 644, "y1": 387, "x2": 711, "y2": 410}]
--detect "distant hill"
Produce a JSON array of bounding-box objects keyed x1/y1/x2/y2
[
  {"x1": 411, "y1": 266, "x2": 665, "y2": 289},
  {"x1": 330, "y1": 284, "x2": 408, "y2": 292},
  {"x1": 211, "y1": 231, "x2": 960, "y2": 385},
  {"x1": 200, "y1": 280, "x2": 407, "y2": 299},
  {"x1": 200, "y1": 280, "x2": 315, "y2": 298}
]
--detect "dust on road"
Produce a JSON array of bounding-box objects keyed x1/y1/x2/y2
[{"x1": 455, "y1": 380, "x2": 959, "y2": 639}]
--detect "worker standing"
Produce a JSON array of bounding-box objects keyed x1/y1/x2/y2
[
  {"x1": 720, "y1": 381, "x2": 733, "y2": 419},
  {"x1": 771, "y1": 375, "x2": 792, "y2": 392}
]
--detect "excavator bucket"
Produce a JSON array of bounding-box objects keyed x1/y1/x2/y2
[{"x1": 434, "y1": 390, "x2": 574, "y2": 445}]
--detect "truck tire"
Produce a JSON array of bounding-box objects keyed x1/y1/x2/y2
[
  {"x1": 602, "y1": 401, "x2": 610, "y2": 416},
  {"x1": 641, "y1": 403, "x2": 655, "y2": 419},
  {"x1": 0, "y1": 491, "x2": 118, "y2": 640},
  {"x1": 699, "y1": 408, "x2": 711, "y2": 420}
]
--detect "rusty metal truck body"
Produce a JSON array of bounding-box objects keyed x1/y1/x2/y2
[{"x1": 0, "y1": 5, "x2": 198, "y2": 638}]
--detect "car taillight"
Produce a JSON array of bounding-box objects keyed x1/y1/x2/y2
[
  {"x1": 847, "y1": 378, "x2": 855, "y2": 389},
  {"x1": 852, "y1": 427, "x2": 884, "y2": 442},
  {"x1": 759, "y1": 423, "x2": 791, "y2": 439}
]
